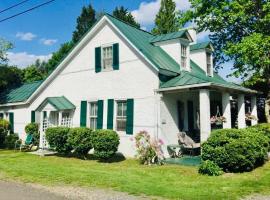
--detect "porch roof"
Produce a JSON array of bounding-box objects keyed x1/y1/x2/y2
[
  {"x1": 35, "y1": 96, "x2": 75, "y2": 111},
  {"x1": 159, "y1": 60, "x2": 257, "y2": 94}
]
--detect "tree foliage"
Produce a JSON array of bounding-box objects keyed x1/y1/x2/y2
[
  {"x1": 152, "y1": 0, "x2": 179, "y2": 35},
  {"x1": 113, "y1": 6, "x2": 140, "y2": 28},
  {"x1": 0, "y1": 65, "x2": 22, "y2": 92},
  {"x1": 72, "y1": 4, "x2": 96, "y2": 44},
  {"x1": 0, "y1": 38, "x2": 12, "y2": 64}
]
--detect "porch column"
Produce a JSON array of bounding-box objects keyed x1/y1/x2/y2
[
  {"x1": 58, "y1": 111, "x2": 63, "y2": 126},
  {"x1": 222, "y1": 92, "x2": 231, "y2": 129},
  {"x1": 251, "y1": 96, "x2": 258, "y2": 126},
  {"x1": 199, "y1": 89, "x2": 211, "y2": 142},
  {"x1": 39, "y1": 111, "x2": 44, "y2": 149},
  {"x1": 238, "y1": 94, "x2": 246, "y2": 128}
]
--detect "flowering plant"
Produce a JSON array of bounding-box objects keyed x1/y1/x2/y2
[
  {"x1": 210, "y1": 116, "x2": 226, "y2": 125},
  {"x1": 245, "y1": 112, "x2": 257, "y2": 121},
  {"x1": 134, "y1": 131, "x2": 164, "y2": 165}
]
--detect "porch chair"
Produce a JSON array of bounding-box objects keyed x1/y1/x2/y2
[
  {"x1": 177, "y1": 132, "x2": 200, "y2": 156},
  {"x1": 14, "y1": 134, "x2": 33, "y2": 151}
]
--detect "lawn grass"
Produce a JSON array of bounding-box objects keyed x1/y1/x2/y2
[{"x1": 0, "y1": 150, "x2": 269, "y2": 200}]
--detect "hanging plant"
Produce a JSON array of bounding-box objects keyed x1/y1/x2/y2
[
  {"x1": 210, "y1": 106, "x2": 226, "y2": 125},
  {"x1": 245, "y1": 112, "x2": 257, "y2": 121}
]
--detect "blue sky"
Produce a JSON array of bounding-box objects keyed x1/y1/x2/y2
[{"x1": 0, "y1": 0, "x2": 236, "y2": 81}]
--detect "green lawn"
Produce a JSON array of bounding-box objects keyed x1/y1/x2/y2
[{"x1": 0, "y1": 150, "x2": 269, "y2": 200}]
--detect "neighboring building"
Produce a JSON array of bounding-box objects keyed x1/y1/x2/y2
[{"x1": 0, "y1": 14, "x2": 258, "y2": 157}]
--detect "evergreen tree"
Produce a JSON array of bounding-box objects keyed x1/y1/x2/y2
[
  {"x1": 152, "y1": 0, "x2": 178, "y2": 35},
  {"x1": 72, "y1": 4, "x2": 96, "y2": 43},
  {"x1": 113, "y1": 6, "x2": 140, "y2": 28}
]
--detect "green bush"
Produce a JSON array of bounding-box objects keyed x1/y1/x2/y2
[
  {"x1": 4, "y1": 133, "x2": 19, "y2": 149},
  {"x1": 0, "y1": 119, "x2": 9, "y2": 148},
  {"x1": 198, "y1": 160, "x2": 223, "y2": 176},
  {"x1": 67, "y1": 127, "x2": 93, "y2": 157},
  {"x1": 202, "y1": 128, "x2": 269, "y2": 173},
  {"x1": 92, "y1": 129, "x2": 120, "y2": 160},
  {"x1": 248, "y1": 123, "x2": 270, "y2": 150},
  {"x1": 45, "y1": 127, "x2": 72, "y2": 154},
  {"x1": 25, "y1": 123, "x2": 39, "y2": 146}
]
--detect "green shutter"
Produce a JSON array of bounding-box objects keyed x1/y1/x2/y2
[
  {"x1": 113, "y1": 43, "x2": 119, "y2": 70},
  {"x1": 97, "y1": 100, "x2": 103, "y2": 129},
  {"x1": 43, "y1": 111, "x2": 47, "y2": 118},
  {"x1": 95, "y1": 47, "x2": 101, "y2": 73},
  {"x1": 9, "y1": 112, "x2": 14, "y2": 133},
  {"x1": 31, "y1": 111, "x2": 35, "y2": 123},
  {"x1": 0, "y1": 113, "x2": 3, "y2": 119},
  {"x1": 107, "y1": 99, "x2": 114, "y2": 129},
  {"x1": 126, "y1": 99, "x2": 134, "y2": 135},
  {"x1": 80, "y1": 101, "x2": 87, "y2": 127}
]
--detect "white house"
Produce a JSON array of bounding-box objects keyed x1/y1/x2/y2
[{"x1": 0, "y1": 14, "x2": 258, "y2": 157}]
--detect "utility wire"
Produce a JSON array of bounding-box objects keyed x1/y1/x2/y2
[
  {"x1": 0, "y1": 0, "x2": 30, "y2": 14},
  {"x1": 0, "y1": 0, "x2": 55, "y2": 23}
]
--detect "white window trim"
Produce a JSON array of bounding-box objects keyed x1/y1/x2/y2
[
  {"x1": 89, "y1": 101, "x2": 98, "y2": 130},
  {"x1": 114, "y1": 99, "x2": 127, "y2": 135},
  {"x1": 101, "y1": 44, "x2": 113, "y2": 72}
]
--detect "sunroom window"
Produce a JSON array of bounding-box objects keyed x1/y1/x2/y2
[
  {"x1": 181, "y1": 44, "x2": 187, "y2": 69},
  {"x1": 102, "y1": 46, "x2": 113, "y2": 70},
  {"x1": 116, "y1": 101, "x2": 127, "y2": 131},
  {"x1": 89, "y1": 102, "x2": 98, "y2": 129},
  {"x1": 206, "y1": 52, "x2": 212, "y2": 76}
]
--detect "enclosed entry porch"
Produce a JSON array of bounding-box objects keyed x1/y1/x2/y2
[
  {"x1": 157, "y1": 84, "x2": 258, "y2": 157},
  {"x1": 34, "y1": 96, "x2": 76, "y2": 149}
]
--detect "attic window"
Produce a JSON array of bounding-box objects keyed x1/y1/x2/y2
[
  {"x1": 102, "y1": 46, "x2": 113, "y2": 70},
  {"x1": 206, "y1": 52, "x2": 212, "y2": 76},
  {"x1": 181, "y1": 44, "x2": 187, "y2": 69}
]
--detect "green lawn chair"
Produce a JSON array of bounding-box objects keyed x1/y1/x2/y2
[{"x1": 15, "y1": 134, "x2": 33, "y2": 151}]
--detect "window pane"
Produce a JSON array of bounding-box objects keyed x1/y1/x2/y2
[
  {"x1": 90, "y1": 118, "x2": 97, "y2": 129},
  {"x1": 123, "y1": 102, "x2": 127, "y2": 116},
  {"x1": 117, "y1": 102, "x2": 122, "y2": 116}
]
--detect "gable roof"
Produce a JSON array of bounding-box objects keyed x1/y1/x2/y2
[
  {"x1": 190, "y1": 41, "x2": 213, "y2": 51},
  {"x1": 35, "y1": 96, "x2": 75, "y2": 111},
  {"x1": 160, "y1": 60, "x2": 256, "y2": 93},
  {"x1": 149, "y1": 30, "x2": 189, "y2": 43},
  {"x1": 0, "y1": 81, "x2": 43, "y2": 104},
  {"x1": 105, "y1": 14, "x2": 181, "y2": 74}
]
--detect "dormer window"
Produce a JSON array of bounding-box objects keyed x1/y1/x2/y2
[
  {"x1": 206, "y1": 52, "x2": 212, "y2": 76},
  {"x1": 102, "y1": 45, "x2": 113, "y2": 70},
  {"x1": 181, "y1": 44, "x2": 187, "y2": 69}
]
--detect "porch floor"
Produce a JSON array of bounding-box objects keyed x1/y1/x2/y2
[{"x1": 164, "y1": 156, "x2": 201, "y2": 166}]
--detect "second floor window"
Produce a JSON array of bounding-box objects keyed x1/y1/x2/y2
[
  {"x1": 206, "y1": 52, "x2": 212, "y2": 76},
  {"x1": 116, "y1": 101, "x2": 127, "y2": 131},
  {"x1": 102, "y1": 46, "x2": 113, "y2": 70},
  {"x1": 181, "y1": 44, "x2": 187, "y2": 69},
  {"x1": 89, "y1": 102, "x2": 98, "y2": 129}
]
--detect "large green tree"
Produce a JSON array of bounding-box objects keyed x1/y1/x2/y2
[
  {"x1": 22, "y1": 65, "x2": 44, "y2": 83},
  {"x1": 152, "y1": 0, "x2": 179, "y2": 35},
  {"x1": 72, "y1": 4, "x2": 96, "y2": 44},
  {"x1": 0, "y1": 65, "x2": 22, "y2": 92},
  {"x1": 113, "y1": 6, "x2": 140, "y2": 28},
  {"x1": 181, "y1": 0, "x2": 270, "y2": 121}
]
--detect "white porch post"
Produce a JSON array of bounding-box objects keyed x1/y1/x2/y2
[
  {"x1": 222, "y1": 92, "x2": 232, "y2": 129},
  {"x1": 238, "y1": 94, "x2": 246, "y2": 128},
  {"x1": 251, "y1": 96, "x2": 258, "y2": 126},
  {"x1": 199, "y1": 89, "x2": 211, "y2": 142},
  {"x1": 39, "y1": 112, "x2": 44, "y2": 149},
  {"x1": 58, "y1": 111, "x2": 63, "y2": 126}
]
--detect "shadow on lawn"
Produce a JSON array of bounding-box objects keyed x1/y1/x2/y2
[{"x1": 54, "y1": 152, "x2": 126, "y2": 163}]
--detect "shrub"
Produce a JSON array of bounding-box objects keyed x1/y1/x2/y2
[
  {"x1": 45, "y1": 127, "x2": 72, "y2": 154},
  {"x1": 248, "y1": 123, "x2": 270, "y2": 150},
  {"x1": 198, "y1": 160, "x2": 223, "y2": 176},
  {"x1": 4, "y1": 133, "x2": 19, "y2": 149},
  {"x1": 25, "y1": 123, "x2": 39, "y2": 146},
  {"x1": 67, "y1": 127, "x2": 93, "y2": 157},
  {"x1": 0, "y1": 119, "x2": 9, "y2": 148},
  {"x1": 92, "y1": 129, "x2": 120, "y2": 160},
  {"x1": 202, "y1": 128, "x2": 269, "y2": 173},
  {"x1": 135, "y1": 131, "x2": 164, "y2": 165}
]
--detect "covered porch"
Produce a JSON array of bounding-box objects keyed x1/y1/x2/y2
[
  {"x1": 34, "y1": 96, "x2": 76, "y2": 149},
  {"x1": 158, "y1": 82, "x2": 258, "y2": 156}
]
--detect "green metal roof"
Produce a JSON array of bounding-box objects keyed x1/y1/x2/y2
[
  {"x1": 106, "y1": 14, "x2": 181, "y2": 74},
  {"x1": 0, "y1": 81, "x2": 43, "y2": 104},
  {"x1": 160, "y1": 60, "x2": 255, "y2": 93},
  {"x1": 190, "y1": 41, "x2": 212, "y2": 51},
  {"x1": 36, "y1": 96, "x2": 75, "y2": 111},
  {"x1": 149, "y1": 30, "x2": 188, "y2": 43}
]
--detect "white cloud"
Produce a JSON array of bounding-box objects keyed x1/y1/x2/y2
[
  {"x1": 16, "y1": 32, "x2": 37, "y2": 41},
  {"x1": 131, "y1": 0, "x2": 191, "y2": 27},
  {"x1": 40, "y1": 38, "x2": 58, "y2": 46},
  {"x1": 7, "y1": 52, "x2": 52, "y2": 68}
]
